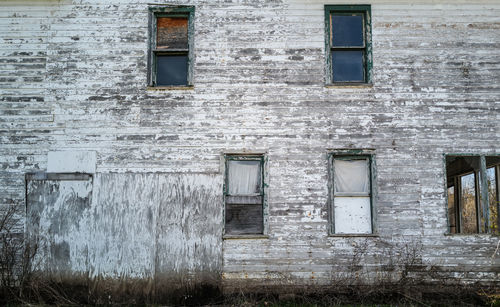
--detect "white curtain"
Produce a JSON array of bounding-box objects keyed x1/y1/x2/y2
[
  {"x1": 334, "y1": 159, "x2": 369, "y2": 193},
  {"x1": 228, "y1": 160, "x2": 261, "y2": 195}
]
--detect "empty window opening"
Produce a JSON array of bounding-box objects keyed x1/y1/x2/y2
[{"x1": 446, "y1": 155, "x2": 500, "y2": 234}]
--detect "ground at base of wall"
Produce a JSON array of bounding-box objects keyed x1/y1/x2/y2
[
  {"x1": 224, "y1": 284, "x2": 499, "y2": 307},
  {"x1": 1, "y1": 281, "x2": 499, "y2": 306}
]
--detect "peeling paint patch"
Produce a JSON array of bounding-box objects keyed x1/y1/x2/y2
[{"x1": 47, "y1": 151, "x2": 97, "y2": 173}]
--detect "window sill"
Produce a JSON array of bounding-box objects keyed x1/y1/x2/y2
[
  {"x1": 147, "y1": 85, "x2": 194, "y2": 91},
  {"x1": 325, "y1": 83, "x2": 373, "y2": 88},
  {"x1": 329, "y1": 233, "x2": 378, "y2": 237},
  {"x1": 223, "y1": 234, "x2": 269, "y2": 240},
  {"x1": 444, "y1": 233, "x2": 499, "y2": 237}
]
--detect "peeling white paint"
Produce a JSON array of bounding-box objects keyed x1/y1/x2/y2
[
  {"x1": 47, "y1": 151, "x2": 97, "y2": 173},
  {"x1": 2, "y1": 0, "x2": 499, "y2": 290}
]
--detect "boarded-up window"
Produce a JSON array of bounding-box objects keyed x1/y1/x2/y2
[
  {"x1": 149, "y1": 7, "x2": 194, "y2": 86},
  {"x1": 157, "y1": 17, "x2": 188, "y2": 49},
  {"x1": 446, "y1": 155, "x2": 500, "y2": 234},
  {"x1": 225, "y1": 156, "x2": 264, "y2": 235},
  {"x1": 331, "y1": 155, "x2": 373, "y2": 234}
]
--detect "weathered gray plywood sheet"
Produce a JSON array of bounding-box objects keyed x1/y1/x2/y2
[
  {"x1": 27, "y1": 178, "x2": 92, "y2": 276},
  {"x1": 156, "y1": 174, "x2": 223, "y2": 279},
  {"x1": 89, "y1": 173, "x2": 158, "y2": 279},
  {"x1": 27, "y1": 173, "x2": 223, "y2": 282}
]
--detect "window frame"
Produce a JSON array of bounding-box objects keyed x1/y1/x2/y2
[
  {"x1": 324, "y1": 5, "x2": 372, "y2": 85},
  {"x1": 223, "y1": 154, "x2": 268, "y2": 237},
  {"x1": 147, "y1": 6, "x2": 195, "y2": 88},
  {"x1": 444, "y1": 154, "x2": 500, "y2": 235},
  {"x1": 328, "y1": 150, "x2": 377, "y2": 235}
]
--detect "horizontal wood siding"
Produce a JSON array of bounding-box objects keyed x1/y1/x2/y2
[{"x1": 1, "y1": 0, "x2": 499, "y2": 288}]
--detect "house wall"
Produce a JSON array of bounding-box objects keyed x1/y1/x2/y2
[{"x1": 1, "y1": 0, "x2": 499, "y2": 293}]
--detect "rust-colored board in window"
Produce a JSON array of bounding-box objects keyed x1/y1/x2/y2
[{"x1": 157, "y1": 17, "x2": 188, "y2": 49}]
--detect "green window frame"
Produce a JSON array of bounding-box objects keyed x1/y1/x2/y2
[
  {"x1": 445, "y1": 154, "x2": 500, "y2": 234},
  {"x1": 328, "y1": 151, "x2": 376, "y2": 235},
  {"x1": 148, "y1": 6, "x2": 195, "y2": 87},
  {"x1": 324, "y1": 5, "x2": 372, "y2": 84},
  {"x1": 224, "y1": 154, "x2": 266, "y2": 236}
]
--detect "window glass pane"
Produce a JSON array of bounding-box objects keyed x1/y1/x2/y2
[
  {"x1": 157, "y1": 17, "x2": 188, "y2": 49},
  {"x1": 156, "y1": 55, "x2": 188, "y2": 86},
  {"x1": 487, "y1": 167, "x2": 498, "y2": 233},
  {"x1": 225, "y1": 204, "x2": 263, "y2": 235},
  {"x1": 460, "y1": 173, "x2": 477, "y2": 234},
  {"x1": 334, "y1": 197, "x2": 371, "y2": 234},
  {"x1": 448, "y1": 186, "x2": 457, "y2": 233},
  {"x1": 331, "y1": 14, "x2": 364, "y2": 47},
  {"x1": 334, "y1": 159, "x2": 369, "y2": 193},
  {"x1": 227, "y1": 160, "x2": 261, "y2": 195},
  {"x1": 332, "y1": 50, "x2": 364, "y2": 82}
]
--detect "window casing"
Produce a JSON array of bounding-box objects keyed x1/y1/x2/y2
[
  {"x1": 148, "y1": 6, "x2": 194, "y2": 87},
  {"x1": 446, "y1": 155, "x2": 500, "y2": 234},
  {"x1": 328, "y1": 152, "x2": 375, "y2": 234},
  {"x1": 325, "y1": 5, "x2": 372, "y2": 84},
  {"x1": 224, "y1": 155, "x2": 265, "y2": 235}
]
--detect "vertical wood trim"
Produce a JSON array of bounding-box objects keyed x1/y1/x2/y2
[
  {"x1": 327, "y1": 153, "x2": 335, "y2": 234},
  {"x1": 479, "y1": 156, "x2": 489, "y2": 232},
  {"x1": 496, "y1": 165, "x2": 500, "y2": 233}
]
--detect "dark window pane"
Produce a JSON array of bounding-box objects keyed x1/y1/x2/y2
[
  {"x1": 446, "y1": 156, "x2": 481, "y2": 178},
  {"x1": 332, "y1": 50, "x2": 364, "y2": 82},
  {"x1": 157, "y1": 17, "x2": 188, "y2": 49},
  {"x1": 225, "y1": 204, "x2": 263, "y2": 235},
  {"x1": 486, "y1": 156, "x2": 500, "y2": 168},
  {"x1": 332, "y1": 15, "x2": 364, "y2": 47},
  {"x1": 156, "y1": 55, "x2": 188, "y2": 86}
]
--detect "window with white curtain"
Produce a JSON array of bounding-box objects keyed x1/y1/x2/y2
[
  {"x1": 224, "y1": 155, "x2": 264, "y2": 235},
  {"x1": 330, "y1": 154, "x2": 374, "y2": 234}
]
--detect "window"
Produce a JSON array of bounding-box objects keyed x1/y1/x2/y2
[
  {"x1": 446, "y1": 155, "x2": 500, "y2": 234},
  {"x1": 328, "y1": 152, "x2": 375, "y2": 234},
  {"x1": 224, "y1": 155, "x2": 265, "y2": 235},
  {"x1": 148, "y1": 6, "x2": 194, "y2": 87},
  {"x1": 325, "y1": 5, "x2": 372, "y2": 84}
]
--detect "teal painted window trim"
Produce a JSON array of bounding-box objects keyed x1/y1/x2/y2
[
  {"x1": 148, "y1": 6, "x2": 195, "y2": 87},
  {"x1": 444, "y1": 154, "x2": 500, "y2": 235},
  {"x1": 223, "y1": 154, "x2": 268, "y2": 236},
  {"x1": 325, "y1": 5, "x2": 372, "y2": 85},
  {"x1": 328, "y1": 150, "x2": 377, "y2": 235}
]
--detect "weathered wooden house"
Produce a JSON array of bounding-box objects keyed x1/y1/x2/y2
[{"x1": 1, "y1": 0, "x2": 499, "y2": 302}]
